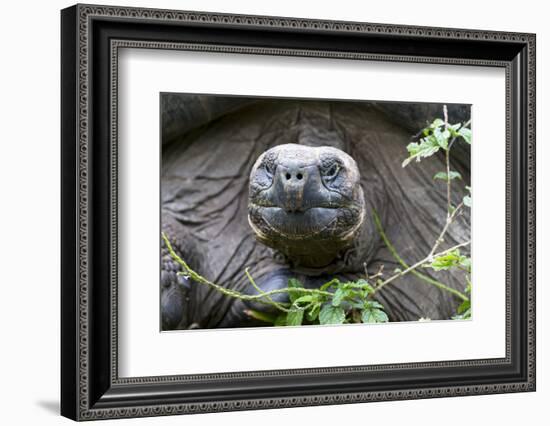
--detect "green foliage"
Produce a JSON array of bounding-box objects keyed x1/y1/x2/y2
[
  {"x1": 458, "y1": 127, "x2": 472, "y2": 144},
  {"x1": 272, "y1": 278, "x2": 388, "y2": 326},
  {"x1": 448, "y1": 123, "x2": 471, "y2": 144},
  {"x1": 398, "y1": 110, "x2": 472, "y2": 320},
  {"x1": 426, "y1": 249, "x2": 471, "y2": 272},
  {"x1": 402, "y1": 136, "x2": 442, "y2": 167},
  {"x1": 244, "y1": 309, "x2": 277, "y2": 323},
  {"x1": 402, "y1": 116, "x2": 471, "y2": 168},
  {"x1": 452, "y1": 281, "x2": 472, "y2": 320},
  {"x1": 319, "y1": 305, "x2": 346, "y2": 325},
  {"x1": 434, "y1": 171, "x2": 462, "y2": 181},
  {"x1": 361, "y1": 301, "x2": 389, "y2": 323},
  {"x1": 287, "y1": 277, "x2": 306, "y2": 303},
  {"x1": 286, "y1": 307, "x2": 304, "y2": 326},
  {"x1": 463, "y1": 186, "x2": 472, "y2": 208}
]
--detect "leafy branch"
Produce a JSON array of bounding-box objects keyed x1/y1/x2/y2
[
  {"x1": 162, "y1": 233, "x2": 333, "y2": 307},
  {"x1": 371, "y1": 210, "x2": 469, "y2": 302},
  {"x1": 163, "y1": 232, "x2": 388, "y2": 326},
  {"x1": 399, "y1": 105, "x2": 472, "y2": 319}
]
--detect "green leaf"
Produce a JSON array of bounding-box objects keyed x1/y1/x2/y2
[
  {"x1": 360, "y1": 300, "x2": 389, "y2": 323},
  {"x1": 364, "y1": 300, "x2": 385, "y2": 310},
  {"x1": 430, "y1": 118, "x2": 445, "y2": 128},
  {"x1": 452, "y1": 305, "x2": 472, "y2": 320},
  {"x1": 429, "y1": 252, "x2": 459, "y2": 271},
  {"x1": 274, "y1": 314, "x2": 288, "y2": 326},
  {"x1": 457, "y1": 299, "x2": 471, "y2": 314},
  {"x1": 361, "y1": 308, "x2": 389, "y2": 323},
  {"x1": 306, "y1": 303, "x2": 321, "y2": 322},
  {"x1": 286, "y1": 308, "x2": 304, "y2": 326},
  {"x1": 293, "y1": 295, "x2": 314, "y2": 306},
  {"x1": 345, "y1": 279, "x2": 374, "y2": 293},
  {"x1": 434, "y1": 171, "x2": 462, "y2": 181},
  {"x1": 449, "y1": 123, "x2": 462, "y2": 137},
  {"x1": 458, "y1": 127, "x2": 472, "y2": 144},
  {"x1": 427, "y1": 249, "x2": 470, "y2": 271},
  {"x1": 465, "y1": 279, "x2": 472, "y2": 294},
  {"x1": 460, "y1": 256, "x2": 472, "y2": 272},
  {"x1": 433, "y1": 127, "x2": 449, "y2": 149},
  {"x1": 402, "y1": 136, "x2": 441, "y2": 167},
  {"x1": 287, "y1": 278, "x2": 304, "y2": 303},
  {"x1": 360, "y1": 286, "x2": 375, "y2": 298},
  {"x1": 350, "y1": 300, "x2": 367, "y2": 309},
  {"x1": 332, "y1": 288, "x2": 346, "y2": 307},
  {"x1": 288, "y1": 278, "x2": 302, "y2": 289},
  {"x1": 320, "y1": 279, "x2": 340, "y2": 291},
  {"x1": 463, "y1": 186, "x2": 472, "y2": 208},
  {"x1": 319, "y1": 305, "x2": 346, "y2": 325},
  {"x1": 244, "y1": 309, "x2": 276, "y2": 324},
  {"x1": 330, "y1": 280, "x2": 374, "y2": 308}
]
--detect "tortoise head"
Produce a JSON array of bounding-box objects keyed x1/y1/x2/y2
[{"x1": 248, "y1": 144, "x2": 365, "y2": 269}]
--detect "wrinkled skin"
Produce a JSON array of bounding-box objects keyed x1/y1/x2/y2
[
  {"x1": 160, "y1": 97, "x2": 470, "y2": 330},
  {"x1": 248, "y1": 144, "x2": 365, "y2": 270}
]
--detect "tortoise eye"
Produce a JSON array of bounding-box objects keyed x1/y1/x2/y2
[
  {"x1": 323, "y1": 163, "x2": 340, "y2": 180},
  {"x1": 264, "y1": 161, "x2": 275, "y2": 177}
]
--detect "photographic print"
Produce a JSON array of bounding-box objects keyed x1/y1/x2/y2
[{"x1": 160, "y1": 95, "x2": 472, "y2": 331}]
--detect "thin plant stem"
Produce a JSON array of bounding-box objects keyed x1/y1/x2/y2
[
  {"x1": 245, "y1": 268, "x2": 290, "y2": 313},
  {"x1": 162, "y1": 233, "x2": 332, "y2": 308},
  {"x1": 429, "y1": 201, "x2": 464, "y2": 257},
  {"x1": 445, "y1": 146, "x2": 452, "y2": 217},
  {"x1": 372, "y1": 210, "x2": 469, "y2": 301},
  {"x1": 443, "y1": 105, "x2": 452, "y2": 217}
]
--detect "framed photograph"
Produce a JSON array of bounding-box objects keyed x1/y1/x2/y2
[{"x1": 61, "y1": 4, "x2": 536, "y2": 421}]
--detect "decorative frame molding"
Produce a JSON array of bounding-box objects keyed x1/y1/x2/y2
[{"x1": 61, "y1": 4, "x2": 535, "y2": 421}]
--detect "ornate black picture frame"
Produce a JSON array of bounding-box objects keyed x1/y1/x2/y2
[{"x1": 61, "y1": 4, "x2": 536, "y2": 421}]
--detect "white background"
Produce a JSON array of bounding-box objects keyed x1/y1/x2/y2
[
  {"x1": 0, "y1": 0, "x2": 547, "y2": 425},
  {"x1": 119, "y1": 50, "x2": 506, "y2": 377}
]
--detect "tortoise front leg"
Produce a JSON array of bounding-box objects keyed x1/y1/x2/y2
[{"x1": 160, "y1": 234, "x2": 192, "y2": 330}]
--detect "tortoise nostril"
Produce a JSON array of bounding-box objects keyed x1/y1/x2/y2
[
  {"x1": 285, "y1": 173, "x2": 291, "y2": 180},
  {"x1": 296, "y1": 173, "x2": 303, "y2": 180}
]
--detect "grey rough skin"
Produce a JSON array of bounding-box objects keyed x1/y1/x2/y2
[
  {"x1": 160, "y1": 96, "x2": 470, "y2": 330},
  {"x1": 248, "y1": 144, "x2": 366, "y2": 271}
]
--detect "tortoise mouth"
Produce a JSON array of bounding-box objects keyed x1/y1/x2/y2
[{"x1": 251, "y1": 206, "x2": 340, "y2": 239}]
